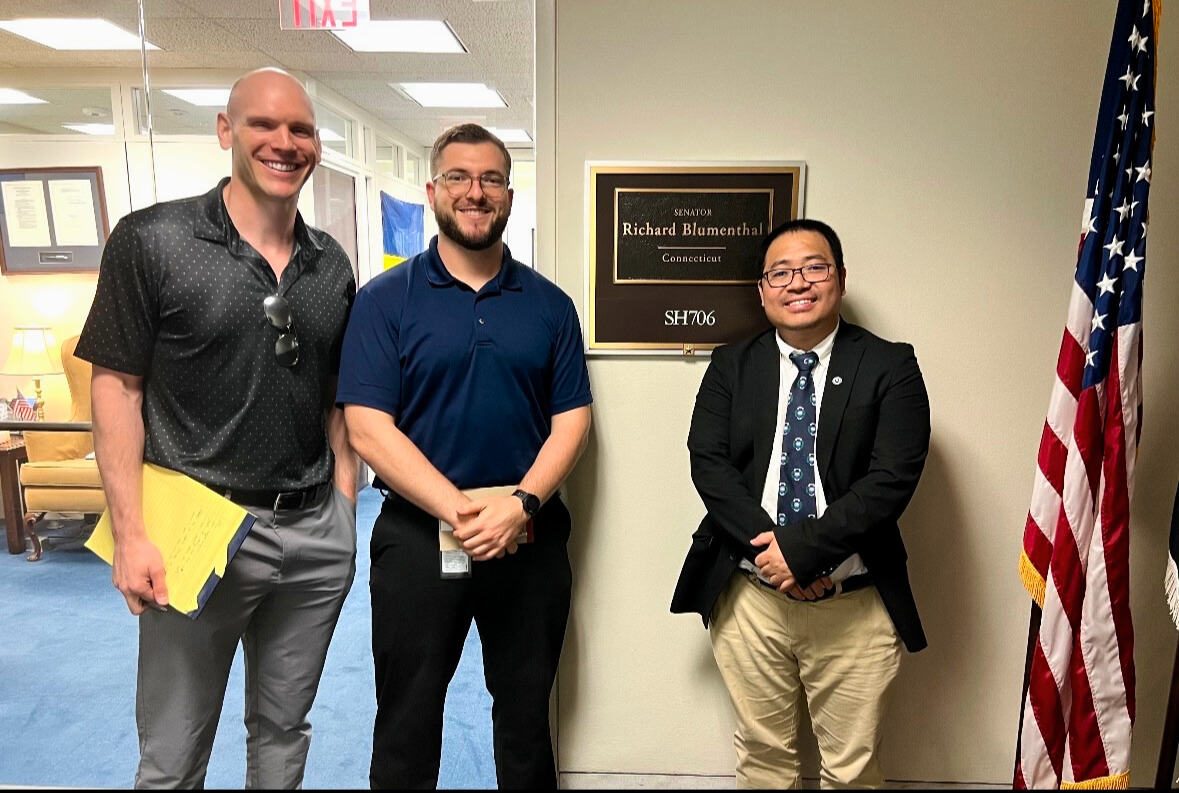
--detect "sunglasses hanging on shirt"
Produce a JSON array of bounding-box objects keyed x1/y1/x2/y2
[{"x1": 263, "y1": 295, "x2": 300, "y2": 368}]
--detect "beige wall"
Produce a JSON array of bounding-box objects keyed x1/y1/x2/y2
[{"x1": 543, "y1": 0, "x2": 1179, "y2": 784}]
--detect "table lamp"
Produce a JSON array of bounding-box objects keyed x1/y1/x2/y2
[{"x1": 1, "y1": 326, "x2": 61, "y2": 421}]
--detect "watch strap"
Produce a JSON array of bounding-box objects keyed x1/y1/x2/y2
[{"x1": 511, "y1": 488, "x2": 540, "y2": 517}]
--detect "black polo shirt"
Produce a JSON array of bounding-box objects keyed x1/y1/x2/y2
[{"x1": 76, "y1": 177, "x2": 355, "y2": 490}]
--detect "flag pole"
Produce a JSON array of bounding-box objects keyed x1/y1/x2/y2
[
  {"x1": 1155, "y1": 640, "x2": 1179, "y2": 788},
  {"x1": 1014, "y1": 602, "x2": 1042, "y2": 779}
]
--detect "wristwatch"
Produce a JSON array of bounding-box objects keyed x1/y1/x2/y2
[{"x1": 511, "y1": 489, "x2": 541, "y2": 517}]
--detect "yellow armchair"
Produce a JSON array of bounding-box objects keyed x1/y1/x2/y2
[{"x1": 19, "y1": 335, "x2": 105, "y2": 561}]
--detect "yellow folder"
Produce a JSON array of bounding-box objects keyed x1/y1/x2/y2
[{"x1": 85, "y1": 463, "x2": 256, "y2": 619}]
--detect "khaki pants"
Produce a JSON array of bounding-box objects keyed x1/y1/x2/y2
[{"x1": 709, "y1": 572, "x2": 902, "y2": 789}]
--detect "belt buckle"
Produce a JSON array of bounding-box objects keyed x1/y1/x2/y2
[
  {"x1": 273, "y1": 490, "x2": 300, "y2": 511},
  {"x1": 783, "y1": 581, "x2": 840, "y2": 602}
]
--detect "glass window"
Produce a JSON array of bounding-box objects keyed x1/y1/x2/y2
[
  {"x1": 0, "y1": 88, "x2": 118, "y2": 136},
  {"x1": 374, "y1": 135, "x2": 402, "y2": 179},
  {"x1": 309, "y1": 165, "x2": 358, "y2": 281},
  {"x1": 133, "y1": 87, "x2": 226, "y2": 136},
  {"x1": 405, "y1": 152, "x2": 423, "y2": 186},
  {"x1": 312, "y1": 100, "x2": 353, "y2": 158}
]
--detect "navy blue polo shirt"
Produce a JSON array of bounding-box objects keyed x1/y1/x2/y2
[{"x1": 337, "y1": 236, "x2": 592, "y2": 490}]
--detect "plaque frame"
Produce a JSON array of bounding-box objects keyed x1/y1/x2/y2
[
  {"x1": 0, "y1": 166, "x2": 110, "y2": 275},
  {"x1": 585, "y1": 161, "x2": 805, "y2": 356}
]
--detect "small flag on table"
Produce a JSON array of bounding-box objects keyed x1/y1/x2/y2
[{"x1": 10, "y1": 390, "x2": 36, "y2": 422}]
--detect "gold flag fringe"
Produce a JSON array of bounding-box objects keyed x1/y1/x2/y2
[
  {"x1": 1060, "y1": 769, "x2": 1129, "y2": 789},
  {"x1": 1019, "y1": 551, "x2": 1046, "y2": 608}
]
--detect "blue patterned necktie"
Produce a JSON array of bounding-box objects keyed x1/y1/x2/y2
[{"x1": 778, "y1": 351, "x2": 819, "y2": 527}]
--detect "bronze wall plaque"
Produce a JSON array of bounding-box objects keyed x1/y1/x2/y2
[{"x1": 587, "y1": 163, "x2": 804, "y2": 354}]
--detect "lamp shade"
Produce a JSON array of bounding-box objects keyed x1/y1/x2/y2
[{"x1": 1, "y1": 326, "x2": 60, "y2": 376}]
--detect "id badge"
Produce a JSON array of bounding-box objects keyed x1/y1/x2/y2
[{"x1": 439, "y1": 520, "x2": 472, "y2": 579}]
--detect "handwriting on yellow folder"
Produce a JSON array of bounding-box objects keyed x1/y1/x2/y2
[{"x1": 85, "y1": 463, "x2": 256, "y2": 619}]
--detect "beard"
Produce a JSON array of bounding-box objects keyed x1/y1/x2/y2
[{"x1": 435, "y1": 202, "x2": 510, "y2": 251}]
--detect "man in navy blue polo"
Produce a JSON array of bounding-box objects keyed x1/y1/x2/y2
[{"x1": 337, "y1": 123, "x2": 592, "y2": 789}]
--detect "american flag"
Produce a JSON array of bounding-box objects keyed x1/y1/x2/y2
[
  {"x1": 10, "y1": 393, "x2": 35, "y2": 422},
  {"x1": 1015, "y1": 0, "x2": 1156, "y2": 788}
]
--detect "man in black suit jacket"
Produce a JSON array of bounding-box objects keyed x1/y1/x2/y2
[{"x1": 671, "y1": 218, "x2": 930, "y2": 788}]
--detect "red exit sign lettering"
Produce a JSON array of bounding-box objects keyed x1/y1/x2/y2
[{"x1": 279, "y1": 0, "x2": 370, "y2": 31}]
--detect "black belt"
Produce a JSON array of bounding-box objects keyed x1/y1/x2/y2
[
  {"x1": 212, "y1": 482, "x2": 330, "y2": 512},
  {"x1": 750, "y1": 570, "x2": 874, "y2": 601}
]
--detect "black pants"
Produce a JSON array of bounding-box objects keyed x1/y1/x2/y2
[{"x1": 368, "y1": 494, "x2": 572, "y2": 789}]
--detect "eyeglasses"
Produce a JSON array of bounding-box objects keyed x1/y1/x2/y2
[
  {"x1": 263, "y1": 295, "x2": 299, "y2": 368},
  {"x1": 433, "y1": 171, "x2": 509, "y2": 198},
  {"x1": 760, "y1": 263, "x2": 833, "y2": 288}
]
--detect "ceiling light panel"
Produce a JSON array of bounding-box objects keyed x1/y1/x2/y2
[
  {"x1": 396, "y1": 83, "x2": 505, "y2": 108},
  {"x1": 62, "y1": 123, "x2": 115, "y2": 135},
  {"x1": 0, "y1": 88, "x2": 46, "y2": 104},
  {"x1": 0, "y1": 18, "x2": 160, "y2": 51},
  {"x1": 485, "y1": 127, "x2": 532, "y2": 144},
  {"x1": 332, "y1": 20, "x2": 465, "y2": 53},
  {"x1": 161, "y1": 89, "x2": 231, "y2": 107}
]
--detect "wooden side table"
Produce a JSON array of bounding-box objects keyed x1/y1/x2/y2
[{"x1": 0, "y1": 437, "x2": 29, "y2": 554}]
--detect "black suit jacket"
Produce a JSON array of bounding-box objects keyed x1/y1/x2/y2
[{"x1": 670, "y1": 321, "x2": 931, "y2": 652}]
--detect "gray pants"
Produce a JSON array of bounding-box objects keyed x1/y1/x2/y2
[{"x1": 134, "y1": 485, "x2": 356, "y2": 789}]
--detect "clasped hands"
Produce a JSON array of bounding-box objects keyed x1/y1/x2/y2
[
  {"x1": 451, "y1": 494, "x2": 527, "y2": 562},
  {"x1": 751, "y1": 531, "x2": 833, "y2": 600}
]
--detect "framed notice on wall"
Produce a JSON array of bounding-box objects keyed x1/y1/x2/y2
[
  {"x1": 0, "y1": 167, "x2": 109, "y2": 275},
  {"x1": 586, "y1": 162, "x2": 805, "y2": 355}
]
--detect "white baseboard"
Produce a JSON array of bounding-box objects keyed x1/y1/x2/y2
[
  {"x1": 561, "y1": 773, "x2": 734, "y2": 789},
  {"x1": 559, "y1": 772, "x2": 1009, "y2": 789}
]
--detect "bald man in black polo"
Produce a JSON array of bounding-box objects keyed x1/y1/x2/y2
[{"x1": 77, "y1": 69, "x2": 357, "y2": 789}]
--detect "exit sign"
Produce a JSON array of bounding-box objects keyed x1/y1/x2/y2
[{"x1": 279, "y1": 0, "x2": 370, "y2": 31}]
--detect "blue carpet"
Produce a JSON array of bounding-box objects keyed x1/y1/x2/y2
[{"x1": 0, "y1": 486, "x2": 495, "y2": 789}]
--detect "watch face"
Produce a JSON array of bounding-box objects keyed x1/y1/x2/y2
[{"x1": 514, "y1": 489, "x2": 540, "y2": 516}]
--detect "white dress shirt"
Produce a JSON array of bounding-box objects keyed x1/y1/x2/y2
[{"x1": 741, "y1": 321, "x2": 867, "y2": 585}]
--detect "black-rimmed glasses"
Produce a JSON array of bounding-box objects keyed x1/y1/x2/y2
[
  {"x1": 263, "y1": 295, "x2": 299, "y2": 368},
  {"x1": 760, "y1": 263, "x2": 833, "y2": 288},
  {"x1": 433, "y1": 171, "x2": 509, "y2": 198}
]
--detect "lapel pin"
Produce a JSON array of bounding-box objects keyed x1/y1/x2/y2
[{"x1": 832, "y1": 376, "x2": 843, "y2": 386}]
